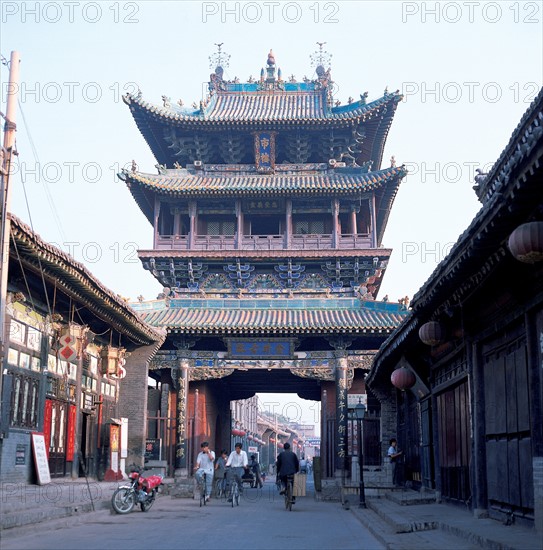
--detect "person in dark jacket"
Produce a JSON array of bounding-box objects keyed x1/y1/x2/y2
[{"x1": 276, "y1": 442, "x2": 299, "y2": 496}]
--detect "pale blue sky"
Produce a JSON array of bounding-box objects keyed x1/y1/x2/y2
[
  {"x1": 2, "y1": 0, "x2": 541, "y2": 427},
  {"x1": 2, "y1": 1, "x2": 541, "y2": 304}
]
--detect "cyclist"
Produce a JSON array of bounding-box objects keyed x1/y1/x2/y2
[
  {"x1": 194, "y1": 441, "x2": 215, "y2": 502},
  {"x1": 214, "y1": 449, "x2": 228, "y2": 496},
  {"x1": 276, "y1": 442, "x2": 299, "y2": 501},
  {"x1": 225, "y1": 442, "x2": 248, "y2": 502}
]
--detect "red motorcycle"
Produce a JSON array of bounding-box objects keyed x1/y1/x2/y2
[{"x1": 111, "y1": 468, "x2": 163, "y2": 514}]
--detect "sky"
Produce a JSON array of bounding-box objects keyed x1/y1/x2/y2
[{"x1": 2, "y1": 1, "x2": 542, "y2": 426}]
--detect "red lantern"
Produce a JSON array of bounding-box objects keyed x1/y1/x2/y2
[
  {"x1": 419, "y1": 321, "x2": 446, "y2": 346},
  {"x1": 391, "y1": 367, "x2": 416, "y2": 390},
  {"x1": 508, "y1": 222, "x2": 543, "y2": 263}
]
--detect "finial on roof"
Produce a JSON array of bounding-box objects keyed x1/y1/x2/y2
[
  {"x1": 390, "y1": 155, "x2": 396, "y2": 167},
  {"x1": 209, "y1": 42, "x2": 230, "y2": 71},
  {"x1": 267, "y1": 49, "x2": 275, "y2": 66},
  {"x1": 310, "y1": 41, "x2": 332, "y2": 76},
  {"x1": 289, "y1": 74, "x2": 296, "y2": 83}
]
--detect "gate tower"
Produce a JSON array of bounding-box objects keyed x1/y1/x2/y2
[{"x1": 121, "y1": 47, "x2": 409, "y2": 478}]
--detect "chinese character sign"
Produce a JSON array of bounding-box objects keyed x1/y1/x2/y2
[{"x1": 254, "y1": 132, "x2": 275, "y2": 172}]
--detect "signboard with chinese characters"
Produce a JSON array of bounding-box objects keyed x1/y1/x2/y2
[
  {"x1": 254, "y1": 132, "x2": 276, "y2": 172},
  {"x1": 145, "y1": 438, "x2": 162, "y2": 461},
  {"x1": 31, "y1": 433, "x2": 51, "y2": 485},
  {"x1": 228, "y1": 339, "x2": 292, "y2": 359}
]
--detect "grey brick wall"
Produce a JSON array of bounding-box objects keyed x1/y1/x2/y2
[{"x1": 118, "y1": 341, "x2": 163, "y2": 468}]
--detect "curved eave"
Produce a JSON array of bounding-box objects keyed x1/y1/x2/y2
[
  {"x1": 136, "y1": 307, "x2": 408, "y2": 335},
  {"x1": 137, "y1": 248, "x2": 392, "y2": 261},
  {"x1": 124, "y1": 92, "x2": 402, "y2": 164},
  {"x1": 119, "y1": 166, "x2": 407, "y2": 200},
  {"x1": 9, "y1": 214, "x2": 163, "y2": 346}
]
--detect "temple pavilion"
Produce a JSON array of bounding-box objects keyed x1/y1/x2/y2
[{"x1": 121, "y1": 47, "x2": 409, "y2": 479}]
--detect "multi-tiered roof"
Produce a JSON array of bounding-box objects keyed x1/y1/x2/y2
[{"x1": 124, "y1": 48, "x2": 408, "y2": 338}]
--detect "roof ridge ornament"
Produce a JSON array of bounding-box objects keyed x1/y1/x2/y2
[{"x1": 208, "y1": 43, "x2": 230, "y2": 92}]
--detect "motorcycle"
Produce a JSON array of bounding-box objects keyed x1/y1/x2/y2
[{"x1": 111, "y1": 468, "x2": 163, "y2": 514}]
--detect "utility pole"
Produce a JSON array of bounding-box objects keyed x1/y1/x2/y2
[{"x1": 0, "y1": 51, "x2": 21, "y2": 398}]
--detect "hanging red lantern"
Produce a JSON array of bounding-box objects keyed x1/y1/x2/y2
[
  {"x1": 419, "y1": 321, "x2": 446, "y2": 346},
  {"x1": 391, "y1": 367, "x2": 416, "y2": 390},
  {"x1": 508, "y1": 222, "x2": 543, "y2": 263}
]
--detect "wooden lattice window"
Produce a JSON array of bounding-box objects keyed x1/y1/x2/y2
[{"x1": 10, "y1": 373, "x2": 40, "y2": 429}]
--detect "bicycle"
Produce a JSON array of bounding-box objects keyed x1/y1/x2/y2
[
  {"x1": 197, "y1": 472, "x2": 207, "y2": 507},
  {"x1": 284, "y1": 474, "x2": 295, "y2": 511},
  {"x1": 226, "y1": 468, "x2": 241, "y2": 507},
  {"x1": 214, "y1": 475, "x2": 227, "y2": 499},
  {"x1": 229, "y1": 478, "x2": 240, "y2": 507}
]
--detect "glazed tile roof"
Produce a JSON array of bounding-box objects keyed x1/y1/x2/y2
[
  {"x1": 8, "y1": 214, "x2": 164, "y2": 346},
  {"x1": 132, "y1": 298, "x2": 408, "y2": 334},
  {"x1": 120, "y1": 165, "x2": 407, "y2": 197},
  {"x1": 124, "y1": 90, "x2": 402, "y2": 126}
]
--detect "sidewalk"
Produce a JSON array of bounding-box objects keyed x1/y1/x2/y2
[
  {"x1": 0, "y1": 477, "x2": 174, "y2": 531},
  {"x1": 347, "y1": 490, "x2": 542, "y2": 550}
]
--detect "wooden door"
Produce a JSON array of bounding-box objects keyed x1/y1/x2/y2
[
  {"x1": 483, "y1": 337, "x2": 533, "y2": 517},
  {"x1": 436, "y1": 380, "x2": 471, "y2": 503},
  {"x1": 47, "y1": 400, "x2": 68, "y2": 478}
]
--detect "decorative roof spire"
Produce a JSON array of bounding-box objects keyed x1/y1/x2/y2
[
  {"x1": 310, "y1": 41, "x2": 332, "y2": 74},
  {"x1": 209, "y1": 42, "x2": 231, "y2": 72}
]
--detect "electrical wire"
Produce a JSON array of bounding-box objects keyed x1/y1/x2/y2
[{"x1": 16, "y1": 100, "x2": 67, "y2": 243}]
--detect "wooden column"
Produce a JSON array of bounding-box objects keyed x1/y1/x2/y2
[
  {"x1": 153, "y1": 197, "x2": 161, "y2": 248},
  {"x1": 172, "y1": 207, "x2": 181, "y2": 237},
  {"x1": 335, "y1": 353, "x2": 349, "y2": 477},
  {"x1": 235, "y1": 199, "x2": 243, "y2": 249},
  {"x1": 188, "y1": 201, "x2": 197, "y2": 249},
  {"x1": 370, "y1": 193, "x2": 377, "y2": 247},
  {"x1": 350, "y1": 205, "x2": 358, "y2": 235},
  {"x1": 321, "y1": 388, "x2": 328, "y2": 478},
  {"x1": 470, "y1": 339, "x2": 488, "y2": 517},
  {"x1": 285, "y1": 199, "x2": 292, "y2": 248},
  {"x1": 175, "y1": 358, "x2": 190, "y2": 475},
  {"x1": 332, "y1": 199, "x2": 340, "y2": 249}
]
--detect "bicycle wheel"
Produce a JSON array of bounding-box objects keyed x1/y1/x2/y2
[
  {"x1": 230, "y1": 486, "x2": 235, "y2": 508},
  {"x1": 286, "y1": 480, "x2": 293, "y2": 511},
  {"x1": 235, "y1": 486, "x2": 240, "y2": 506}
]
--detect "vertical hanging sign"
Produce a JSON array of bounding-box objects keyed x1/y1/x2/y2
[
  {"x1": 254, "y1": 132, "x2": 276, "y2": 173},
  {"x1": 66, "y1": 404, "x2": 76, "y2": 461},
  {"x1": 43, "y1": 399, "x2": 53, "y2": 459}
]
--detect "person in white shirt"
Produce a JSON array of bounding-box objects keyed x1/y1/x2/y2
[
  {"x1": 387, "y1": 438, "x2": 403, "y2": 487},
  {"x1": 195, "y1": 441, "x2": 215, "y2": 501},
  {"x1": 225, "y1": 442, "x2": 248, "y2": 501}
]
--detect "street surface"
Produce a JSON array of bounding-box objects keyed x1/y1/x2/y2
[{"x1": 1, "y1": 479, "x2": 384, "y2": 550}]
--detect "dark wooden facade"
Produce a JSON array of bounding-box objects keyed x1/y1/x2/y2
[{"x1": 368, "y1": 87, "x2": 543, "y2": 531}]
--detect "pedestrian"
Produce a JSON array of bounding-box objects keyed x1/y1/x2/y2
[
  {"x1": 225, "y1": 442, "x2": 249, "y2": 501},
  {"x1": 387, "y1": 438, "x2": 403, "y2": 487},
  {"x1": 276, "y1": 442, "x2": 299, "y2": 500},
  {"x1": 194, "y1": 441, "x2": 215, "y2": 502},
  {"x1": 249, "y1": 454, "x2": 263, "y2": 488}
]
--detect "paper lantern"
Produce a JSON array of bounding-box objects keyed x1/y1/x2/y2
[
  {"x1": 508, "y1": 222, "x2": 543, "y2": 263},
  {"x1": 419, "y1": 321, "x2": 446, "y2": 346},
  {"x1": 391, "y1": 367, "x2": 416, "y2": 390}
]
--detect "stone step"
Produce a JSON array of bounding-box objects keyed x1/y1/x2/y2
[
  {"x1": 386, "y1": 489, "x2": 437, "y2": 506},
  {"x1": 367, "y1": 497, "x2": 439, "y2": 533}
]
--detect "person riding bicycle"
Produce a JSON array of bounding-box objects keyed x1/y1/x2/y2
[
  {"x1": 214, "y1": 450, "x2": 228, "y2": 496},
  {"x1": 194, "y1": 441, "x2": 215, "y2": 502},
  {"x1": 276, "y1": 442, "x2": 299, "y2": 501},
  {"x1": 225, "y1": 442, "x2": 248, "y2": 502}
]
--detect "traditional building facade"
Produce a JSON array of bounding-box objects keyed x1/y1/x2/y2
[
  {"x1": 368, "y1": 88, "x2": 543, "y2": 531},
  {"x1": 122, "y1": 48, "x2": 408, "y2": 479},
  {"x1": 0, "y1": 215, "x2": 163, "y2": 483}
]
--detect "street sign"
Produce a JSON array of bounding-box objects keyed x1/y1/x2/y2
[{"x1": 347, "y1": 393, "x2": 367, "y2": 408}]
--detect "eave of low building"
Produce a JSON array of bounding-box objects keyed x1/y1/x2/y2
[
  {"x1": 367, "y1": 86, "x2": 543, "y2": 388},
  {"x1": 9, "y1": 214, "x2": 164, "y2": 348}
]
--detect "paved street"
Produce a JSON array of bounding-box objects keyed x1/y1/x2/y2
[{"x1": 1, "y1": 480, "x2": 384, "y2": 550}]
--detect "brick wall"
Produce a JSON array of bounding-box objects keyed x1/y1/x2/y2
[{"x1": 118, "y1": 341, "x2": 163, "y2": 468}]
